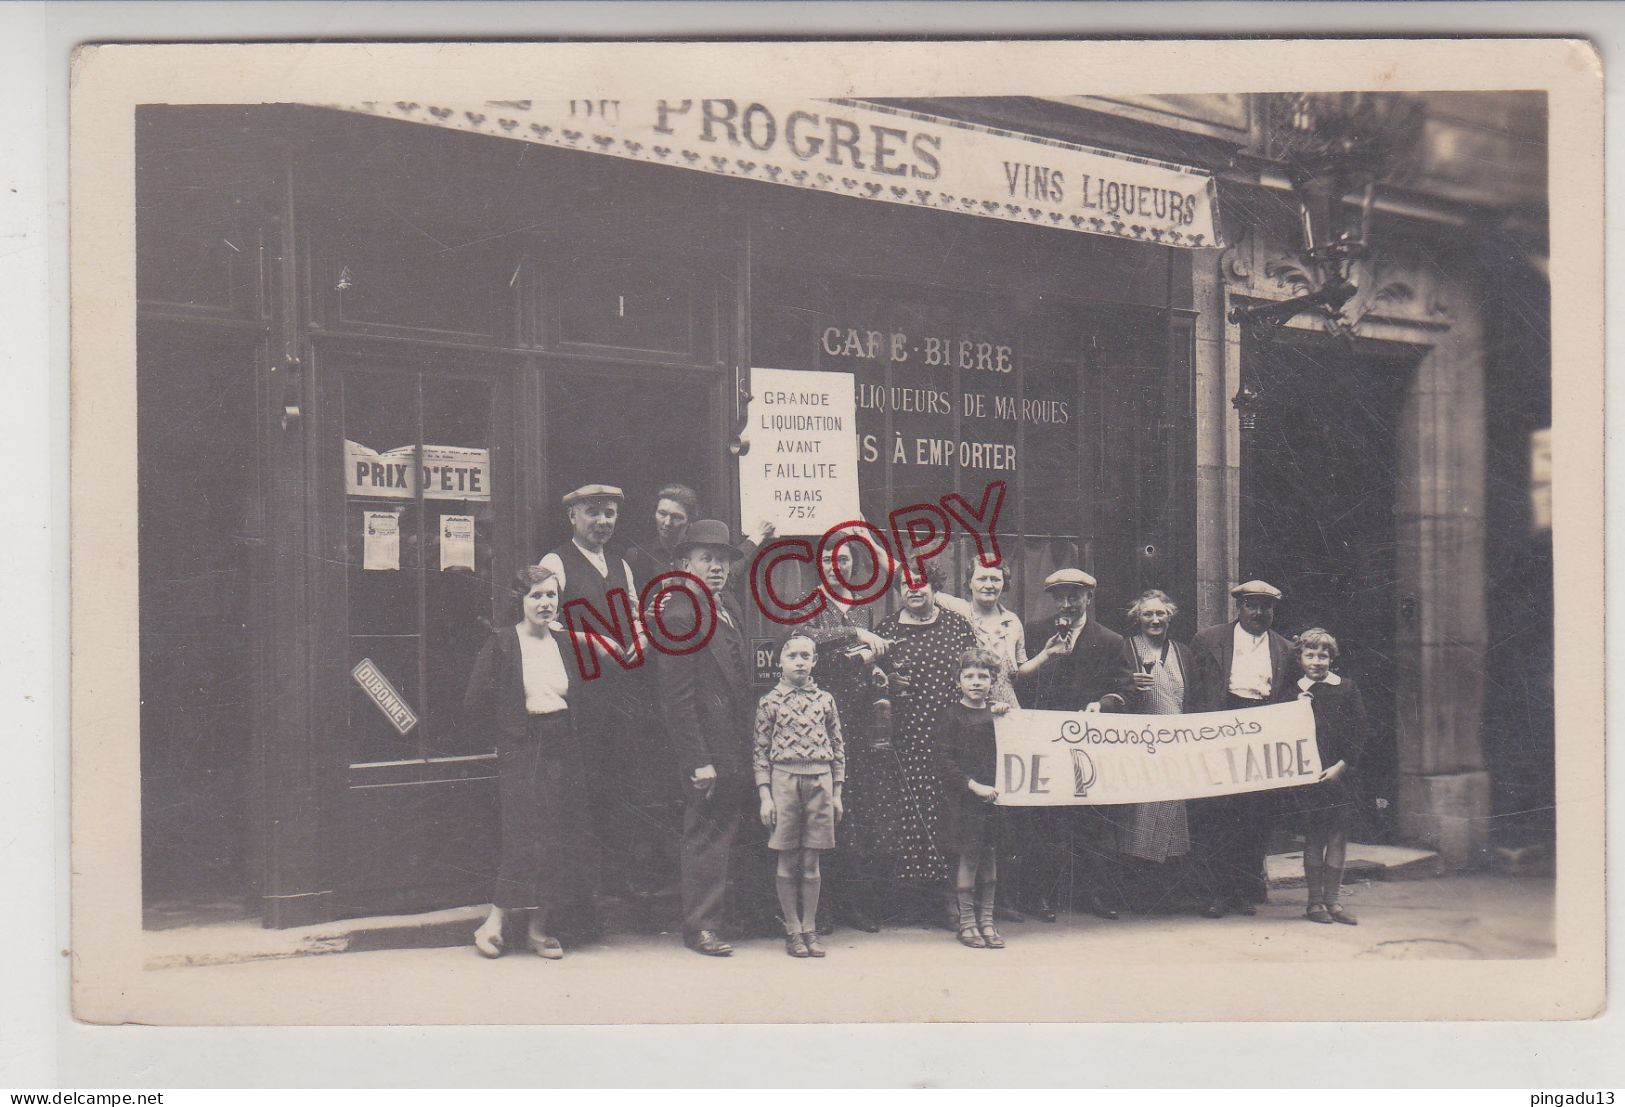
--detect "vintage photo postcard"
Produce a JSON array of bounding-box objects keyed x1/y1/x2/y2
[{"x1": 69, "y1": 37, "x2": 1604, "y2": 1026}]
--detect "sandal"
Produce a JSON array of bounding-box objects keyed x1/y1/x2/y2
[
  {"x1": 801, "y1": 932, "x2": 826, "y2": 958},
  {"x1": 957, "y1": 925, "x2": 987, "y2": 949},
  {"x1": 785, "y1": 932, "x2": 810, "y2": 958},
  {"x1": 473, "y1": 927, "x2": 506, "y2": 958},
  {"x1": 1305, "y1": 903, "x2": 1333, "y2": 925},
  {"x1": 979, "y1": 925, "x2": 1005, "y2": 950},
  {"x1": 529, "y1": 934, "x2": 565, "y2": 959},
  {"x1": 1326, "y1": 904, "x2": 1359, "y2": 926}
]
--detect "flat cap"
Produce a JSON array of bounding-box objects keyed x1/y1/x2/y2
[
  {"x1": 1043, "y1": 568, "x2": 1098, "y2": 591},
  {"x1": 562, "y1": 483, "x2": 624, "y2": 507},
  {"x1": 1230, "y1": 579, "x2": 1283, "y2": 600},
  {"x1": 676, "y1": 518, "x2": 746, "y2": 560}
]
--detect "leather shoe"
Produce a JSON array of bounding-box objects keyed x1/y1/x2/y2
[
  {"x1": 1201, "y1": 900, "x2": 1227, "y2": 919},
  {"x1": 1087, "y1": 896, "x2": 1120, "y2": 921},
  {"x1": 1233, "y1": 903, "x2": 1258, "y2": 917},
  {"x1": 683, "y1": 930, "x2": 734, "y2": 957},
  {"x1": 1027, "y1": 898, "x2": 1057, "y2": 923}
]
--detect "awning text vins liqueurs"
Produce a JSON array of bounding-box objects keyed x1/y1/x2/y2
[{"x1": 329, "y1": 97, "x2": 1220, "y2": 248}]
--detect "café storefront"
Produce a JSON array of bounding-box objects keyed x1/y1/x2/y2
[{"x1": 137, "y1": 95, "x2": 1531, "y2": 928}]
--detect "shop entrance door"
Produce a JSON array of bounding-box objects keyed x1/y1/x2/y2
[
  {"x1": 321, "y1": 352, "x2": 516, "y2": 917},
  {"x1": 539, "y1": 365, "x2": 726, "y2": 560},
  {"x1": 1240, "y1": 338, "x2": 1413, "y2": 842}
]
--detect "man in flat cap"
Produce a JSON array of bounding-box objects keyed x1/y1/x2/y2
[
  {"x1": 1014, "y1": 568, "x2": 1137, "y2": 923},
  {"x1": 654, "y1": 520, "x2": 755, "y2": 956},
  {"x1": 1186, "y1": 579, "x2": 1295, "y2": 918},
  {"x1": 539, "y1": 484, "x2": 649, "y2": 917}
]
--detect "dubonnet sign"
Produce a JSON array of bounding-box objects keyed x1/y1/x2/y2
[
  {"x1": 332, "y1": 97, "x2": 1220, "y2": 248},
  {"x1": 994, "y1": 698, "x2": 1323, "y2": 806}
]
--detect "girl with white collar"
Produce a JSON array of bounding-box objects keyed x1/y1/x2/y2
[{"x1": 1289, "y1": 628, "x2": 1370, "y2": 926}]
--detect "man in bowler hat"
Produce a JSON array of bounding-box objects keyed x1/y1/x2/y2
[
  {"x1": 656, "y1": 520, "x2": 754, "y2": 956},
  {"x1": 1186, "y1": 579, "x2": 1296, "y2": 918}
]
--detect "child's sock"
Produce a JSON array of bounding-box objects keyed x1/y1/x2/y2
[
  {"x1": 955, "y1": 885, "x2": 977, "y2": 930},
  {"x1": 801, "y1": 872, "x2": 822, "y2": 935},
  {"x1": 776, "y1": 872, "x2": 802, "y2": 935},
  {"x1": 975, "y1": 880, "x2": 997, "y2": 930}
]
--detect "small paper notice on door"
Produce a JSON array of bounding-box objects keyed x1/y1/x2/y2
[
  {"x1": 363, "y1": 510, "x2": 401, "y2": 571},
  {"x1": 440, "y1": 514, "x2": 475, "y2": 571}
]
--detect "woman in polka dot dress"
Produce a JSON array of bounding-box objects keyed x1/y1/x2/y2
[{"x1": 873, "y1": 560, "x2": 979, "y2": 893}]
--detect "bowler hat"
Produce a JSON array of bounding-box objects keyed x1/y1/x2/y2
[{"x1": 676, "y1": 519, "x2": 746, "y2": 560}]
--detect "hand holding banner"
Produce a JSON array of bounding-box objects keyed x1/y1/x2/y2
[{"x1": 993, "y1": 697, "x2": 1322, "y2": 806}]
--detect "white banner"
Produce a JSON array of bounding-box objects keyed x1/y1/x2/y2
[
  {"x1": 739, "y1": 367, "x2": 862, "y2": 536},
  {"x1": 345, "y1": 441, "x2": 492, "y2": 501},
  {"x1": 329, "y1": 98, "x2": 1220, "y2": 248},
  {"x1": 994, "y1": 698, "x2": 1322, "y2": 806}
]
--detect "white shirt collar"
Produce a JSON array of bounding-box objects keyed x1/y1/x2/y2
[
  {"x1": 572, "y1": 536, "x2": 606, "y2": 559},
  {"x1": 1297, "y1": 672, "x2": 1343, "y2": 690}
]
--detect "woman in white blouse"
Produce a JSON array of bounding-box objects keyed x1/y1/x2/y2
[{"x1": 463, "y1": 566, "x2": 595, "y2": 959}]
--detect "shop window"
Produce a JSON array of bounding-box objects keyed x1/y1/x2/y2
[
  {"x1": 326, "y1": 221, "x2": 501, "y2": 338},
  {"x1": 555, "y1": 257, "x2": 693, "y2": 353},
  {"x1": 341, "y1": 369, "x2": 500, "y2": 765},
  {"x1": 136, "y1": 170, "x2": 261, "y2": 315},
  {"x1": 535, "y1": 238, "x2": 720, "y2": 363}
]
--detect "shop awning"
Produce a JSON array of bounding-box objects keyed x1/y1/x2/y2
[{"x1": 321, "y1": 97, "x2": 1221, "y2": 248}]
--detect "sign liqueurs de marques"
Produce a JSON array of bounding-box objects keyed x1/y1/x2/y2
[{"x1": 994, "y1": 697, "x2": 1324, "y2": 806}]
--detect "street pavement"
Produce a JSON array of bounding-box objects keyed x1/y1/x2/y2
[{"x1": 135, "y1": 873, "x2": 1555, "y2": 1025}]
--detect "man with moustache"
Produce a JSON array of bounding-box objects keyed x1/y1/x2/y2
[
  {"x1": 1015, "y1": 568, "x2": 1136, "y2": 922},
  {"x1": 656, "y1": 519, "x2": 754, "y2": 956},
  {"x1": 1186, "y1": 579, "x2": 1296, "y2": 918}
]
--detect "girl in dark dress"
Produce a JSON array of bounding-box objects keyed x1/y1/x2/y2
[
  {"x1": 464, "y1": 566, "x2": 597, "y2": 959},
  {"x1": 1286, "y1": 628, "x2": 1369, "y2": 926},
  {"x1": 873, "y1": 561, "x2": 979, "y2": 893},
  {"x1": 936, "y1": 647, "x2": 1013, "y2": 949}
]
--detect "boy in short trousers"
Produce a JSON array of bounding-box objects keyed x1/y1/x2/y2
[{"x1": 754, "y1": 634, "x2": 845, "y2": 958}]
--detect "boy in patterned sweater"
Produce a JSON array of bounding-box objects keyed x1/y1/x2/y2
[{"x1": 754, "y1": 634, "x2": 845, "y2": 958}]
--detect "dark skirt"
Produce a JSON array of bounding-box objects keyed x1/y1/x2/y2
[
  {"x1": 493, "y1": 710, "x2": 599, "y2": 912},
  {"x1": 938, "y1": 787, "x2": 1003, "y2": 859},
  {"x1": 1276, "y1": 775, "x2": 1356, "y2": 837}
]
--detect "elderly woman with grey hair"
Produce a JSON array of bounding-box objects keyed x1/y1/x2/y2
[{"x1": 1110, "y1": 588, "x2": 1196, "y2": 910}]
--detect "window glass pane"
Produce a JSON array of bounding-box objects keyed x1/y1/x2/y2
[
  {"x1": 555, "y1": 254, "x2": 694, "y2": 354},
  {"x1": 421, "y1": 376, "x2": 498, "y2": 757},
  {"x1": 348, "y1": 633, "x2": 423, "y2": 764},
  {"x1": 334, "y1": 220, "x2": 498, "y2": 335},
  {"x1": 344, "y1": 371, "x2": 423, "y2": 763}
]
